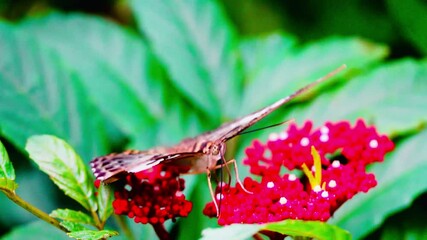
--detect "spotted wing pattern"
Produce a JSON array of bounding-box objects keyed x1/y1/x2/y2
[{"x1": 90, "y1": 150, "x2": 200, "y2": 183}]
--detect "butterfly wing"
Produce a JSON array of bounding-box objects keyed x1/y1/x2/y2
[
  {"x1": 199, "y1": 65, "x2": 347, "y2": 143},
  {"x1": 90, "y1": 150, "x2": 202, "y2": 183}
]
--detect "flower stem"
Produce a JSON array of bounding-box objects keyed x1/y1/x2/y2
[
  {"x1": 151, "y1": 223, "x2": 170, "y2": 240},
  {"x1": 2, "y1": 189, "x2": 68, "y2": 232}
]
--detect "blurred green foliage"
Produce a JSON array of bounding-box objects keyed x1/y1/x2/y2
[{"x1": 0, "y1": 0, "x2": 426, "y2": 239}]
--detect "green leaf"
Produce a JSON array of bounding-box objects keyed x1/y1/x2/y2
[
  {"x1": 264, "y1": 220, "x2": 351, "y2": 240},
  {"x1": 50, "y1": 209, "x2": 95, "y2": 225},
  {"x1": 1, "y1": 220, "x2": 69, "y2": 240},
  {"x1": 289, "y1": 59, "x2": 427, "y2": 135},
  {"x1": 201, "y1": 220, "x2": 350, "y2": 240},
  {"x1": 0, "y1": 23, "x2": 109, "y2": 160},
  {"x1": 25, "y1": 135, "x2": 97, "y2": 212},
  {"x1": 131, "y1": 0, "x2": 243, "y2": 119},
  {"x1": 330, "y1": 128, "x2": 427, "y2": 239},
  {"x1": 239, "y1": 33, "x2": 297, "y2": 84},
  {"x1": 241, "y1": 37, "x2": 388, "y2": 115},
  {"x1": 387, "y1": 0, "x2": 427, "y2": 54},
  {"x1": 60, "y1": 221, "x2": 89, "y2": 232},
  {"x1": 17, "y1": 12, "x2": 161, "y2": 149},
  {"x1": 0, "y1": 140, "x2": 15, "y2": 180},
  {"x1": 67, "y1": 230, "x2": 119, "y2": 240},
  {"x1": 201, "y1": 224, "x2": 264, "y2": 240},
  {"x1": 96, "y1": 183, "x2": 114, "y2": 223},
  {"x1": 379, "y1": 198, "x2": 427, "y2": 240}
]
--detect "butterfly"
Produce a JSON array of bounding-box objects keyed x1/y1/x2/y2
[{"x1": 90, "y1": 65, "x2": 346, "y2": 184}]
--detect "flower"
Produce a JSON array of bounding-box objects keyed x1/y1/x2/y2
[
  {"x1": 203, "y1": 119, "x2": 394, "y2": 225},
  {"x1": 111, "y1": 165, "x2": 193, "y2": 225}
]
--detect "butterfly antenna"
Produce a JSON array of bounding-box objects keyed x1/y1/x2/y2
[{"x1": 239, "y1": 119, "x2": 295, "y2": 136}]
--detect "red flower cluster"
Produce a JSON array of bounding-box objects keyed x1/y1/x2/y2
[
  {"x1": 111, "y1": 165, "x2": 192, "y2": 225},
  {"x1": 203, "y1": 119, "x2": 394, "y2": 225}
]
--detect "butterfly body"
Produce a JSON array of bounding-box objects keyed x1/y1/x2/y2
[{"x1": 91, "y1": 65, "x2": 346, "y2": 183}]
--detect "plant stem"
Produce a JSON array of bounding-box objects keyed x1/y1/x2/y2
[
  {"x1": 2, "y1": 190, "x2": 68, "y2": 232},
  {"x1": 151, "y1": 223, "x2": 170, "y2": 240},
  {"x1": 91, "y1": 210, "x2": 104, "y2": 229},
  {"x1": 113, "y1": 214, "x2": 136, "y2": 240}
]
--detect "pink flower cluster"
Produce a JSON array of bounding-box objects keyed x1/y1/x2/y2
[
  {"x1": 203, "y1": 119, "x2": 394, "y2": 225},
  {"x1": 111, "y1": 165, "x2": 192, "y2": 225}
]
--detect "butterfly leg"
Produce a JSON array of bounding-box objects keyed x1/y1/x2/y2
[
  {"x1": 228, "y1": 159, "x2": 253, "y2": 194},
  {"x1": 206, "y1": 168, "x2": 220, "y2": 217},
  {"x1": 211, "y1": 160, "x2": 253, "y2": 194}
]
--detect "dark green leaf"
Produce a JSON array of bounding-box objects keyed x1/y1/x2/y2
[
  {"x1": 17, "y1": 12, "x2": 162, "y2": 149},
  {"x1": 241, "y1": 37, "x2": 388, "y2": 115},
  {"x1": 330, "y1": 129, "x2": 427, "y2": 239},
  {"x1": 50, "y1": 209, "x2": 95, "y2": 225},
  {"x1": 201, "y1": 224, "x2": 263, "y2": 240},
  {"x1": 67, "y1": 230, "x2": 119, "y2": 240},
  {"x1": 0, "y1": 23, "x2": 109, "y2": 160},
  {"x1": 131, "y1": 0, "x2": 243, "y2": 119},
  {"x1": 289, "y1": 59, "x2": 427, "y2": 135},
  {"x1": 387, "y1": 0, "x2": 427, "y2": 54},
  {"x1": 0, "y1": 140, "x2": 15, "y2": 180},
  {"x1": 25, "y1": 135, "x2": 97, "y2": 212},
  {"x1": 1, "y1": 220, "x2": 69, "y2": 240},
  {"x1": 96, "y1": 183, "x2": 113, "y2": 223},
  {"x1": 264, "y1": 220, "x2": 351, "y2": 240}
]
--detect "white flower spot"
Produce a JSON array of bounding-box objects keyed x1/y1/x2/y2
[
  {"x1": 124, "y1": 184, "x2": 132, "y2": 191},
  {"x1": 288, "y1": 174, "x2": 297, "y2": 181},
  {"x1": 269, "y1": 133, "x2": 279, "y2": 141},
  {"x1": 300, "y1": 137, "x2": 310, "y2": 146},
  {"x1": 279, "y1": 197, "x2": 288, "y2": 205},
  {"x1": 320, "y1": 134, "x2": 329, "y2": 142},
  {"x1": 175, "y1": 191, "x2": 183, "y2": 197},
  {"x1": 328, "y1": 180, "x2": 337, "y2": 188},
  {"x1": 279, "y1": 132, "x2": 288, "y2": 140},
  {"x1": 267, "y1": 182, "x2": 275, "y2": 188},
  {"x1": 311, "y1": 165, "x2": 317, "y2": 172},
  {"x1": 320, "y1": 126, "x2": 329, "y2": 134},
  {"x1": 321, "y1": 191, "x2": 329, "y2": 198},
  {"x1": 313, "y1": 185, "x2": 322, "y2": 192},
  {"x1": 369, "y1": 139, "x2": 379, "y2": 148},
  {"x1": 154, "y1": 186, "x2": 160, "y2": 191},
  {"x1": 160, "y1": 171, "x2": 166, "y2": 177},
  {"x1": 332, "y1": 160, "x2": 341, "y2": 168},
  {"x1": 216, "y1": 193, "x2": 224, "y2": 200}
]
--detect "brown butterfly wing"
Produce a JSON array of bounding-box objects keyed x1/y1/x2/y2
[{"x1": 90, "y1": 150, "x2": 202, "y2": 183}]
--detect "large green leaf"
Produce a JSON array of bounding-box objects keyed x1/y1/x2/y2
[
  {"x1": 201, "y1": 224, "x2": 263, "y2": 240},
  {"x1": 17, "y1": 12, "x2": 162, "y2": 148},
  {"x1": 131, "y1": 0, "x2": 243, "y2": 119},
  {"x1": 241, "y1": 37, "x2": 388, "y2": 115},
  {"x1": 265, "y1": 220, "x2": 351, "y2": 240},
  {"x1": 239, "y1": 33, "x2": 297, "y2": 84},
  {"x1": 289, "y1": 59, "x2": 427, "y2": 135},
  {"x1": 0, "y1": 23, "x2": 108, "y2": 160},
  {"x1": 201, "y1": 220, "x2": 351, "y2": 240},
  {"x1": 1, "y1": 220, "x2": 69, "y2": 240},
  {"x1": 0, "y1": 140, "x2": 15, "y2": 180},
  {"x1": 330, "y1": 128, "x2": 427, "y2": 239},
  {"x1": 25, "y1": 135, "x2": 97, "y2": 212}
]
